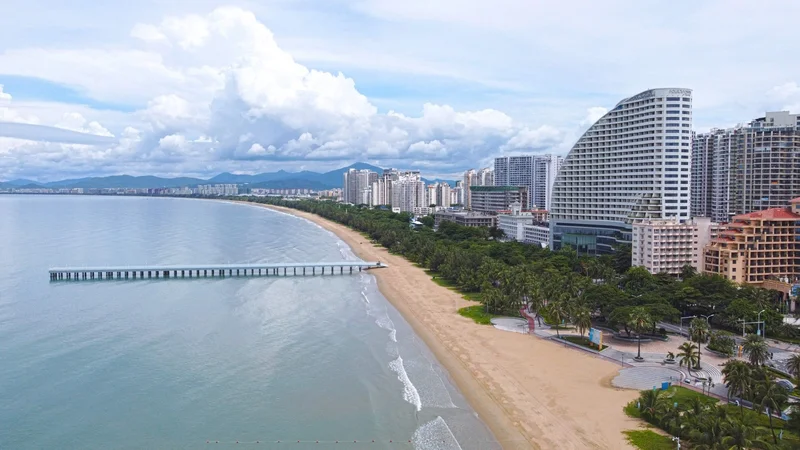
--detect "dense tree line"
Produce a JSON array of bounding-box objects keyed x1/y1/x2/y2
[{"x1": 233, "y1": 197, "x2": 799, "y2": 342}]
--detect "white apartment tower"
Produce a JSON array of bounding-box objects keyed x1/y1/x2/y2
[
  {"x1": 463, "y1": 169, "x2": 478, "y2": 208},
  {"x1": 343, "y1": 168, "x2": 378, "y2": 204},
  {"x1": 632, "y1": 218, "x2": 717, "y2": 276},
  {"x1": 477, "y1": 167, "x2": 494, "y2": 187},
  {"x1": 494, "y1": 154, "x2": 563, "y2": 210},
  {"x1": 550, "y1": 88, "x2": 693, "y2": 254},
  {"x1": 391, "y1": 171, "x2": 426, "y2": 212}
]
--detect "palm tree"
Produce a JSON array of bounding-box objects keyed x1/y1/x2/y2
[
  {"x1": 573, "y1": 306, "x2": 592, "y2": 339},
  {"x1": 677, "y1": 341, "x2": 700, "y2": 372},
  {"x1": 638, "y1": 388, "x2": 669, "y2": 422},
  {"x1": 720, "y1": 418, "x2": 763, "y2": 450},
  {"x1": 786, "y1": 354, "x2": 800, "y2": 378},
  {"x1": 722, "y1": 360, "x2": 752, "y2": 420},
  {"x1": 757, "y1": 378, "x2": 789, "y2": 444},
  {"x1": 742, "y1": 334, "x2": 770, "y2": 367},
  {"x1": 628, "y1": 306, "x2": 651, "y2": 361},
  {"x1": 690, "y1": 317, "x2": 710, "y2": 369},
  {"x1": 547, "y1": 299, "x2": 569, "y2": 338}
]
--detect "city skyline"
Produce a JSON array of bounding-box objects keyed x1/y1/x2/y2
[{"x1": 1, "y1": 2, "x2": 800, "y2": 181}]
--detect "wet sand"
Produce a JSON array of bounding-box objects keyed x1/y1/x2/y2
[{"x1": 253, "y1": 203, "x2": 640, "y2": 449}]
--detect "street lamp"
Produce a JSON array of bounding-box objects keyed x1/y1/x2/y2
[
  {"x1": 671, "y1": 436, "x2": 681, "y2": 449},
  {"x1": 695, "y1": 314, "x2": 714, "y2": 371},
  {"x1": 679, "y1": 315, "x2": 696, "y2": 337},
  {"x1": 757, "y1": 309, "x2": 766, "y2": 338}
]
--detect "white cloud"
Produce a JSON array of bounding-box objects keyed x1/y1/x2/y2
[
  {"x1": 0, "y1": 85, "x2": 11, "y2": 101},
  {"x1": 130, "y1": 23, "x2": 167, "y2": 43}
]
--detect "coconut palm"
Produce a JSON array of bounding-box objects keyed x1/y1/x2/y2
[
  {"x1": 690, "y1": 413, "x2": 727, "y2": 450},
  {"x1": 572, "y1": 306, "x2": 592, "y2": 339},
  {"x1": 722, "y1": 360, "x2": 752, "y2": 420},
  {"x1": 757, "y1": 378, "x2": 789, "y2": 444},
  {"x1": 638, "y1": 388, "x2": 669, "y2": 422},
  {"x1": 677, "y1": 341, "x2": 700, "y2": 372},
  {"x1": 690, "y1": 317, "x2": 710, "y2": 369},
  {"x1": 720, "y1": 418, "x2": 764, "y2": 450},
  {"x1": 628, "y1": 306, "x2": 652, "y2": 360},
  {"x1": 546, "y1": 299, "x2": 569, "y2": 338},
  {"x1": 786, "y1": 353, "x2": 800, "y2": 378},
  {"x1": 742, "y1": 334, "x2": 770, "y2": 367}
]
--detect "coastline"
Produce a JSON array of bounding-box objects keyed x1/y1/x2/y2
[{"x1": 244, "y1": 202, "x2": 640, "y2": 449}]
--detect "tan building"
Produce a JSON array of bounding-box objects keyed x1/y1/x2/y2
[
  {"x1": 633, "y1": 218, "x2": 718, "y2": 276},
  {"x1": 704, "y1": 198, "x2": 800, "y2": 310}
]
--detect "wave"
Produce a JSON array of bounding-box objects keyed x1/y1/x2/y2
[
  {"x1": 388, "y1": 356, "x2": 422, "y2": 412},
  {"x1": 412, "y1": 417, "x2": 463, "y2": 450}
]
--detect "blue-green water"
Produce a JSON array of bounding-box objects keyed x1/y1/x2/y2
[{"x1": 0, "y1": 196, "x2": 498, "y2": 449}]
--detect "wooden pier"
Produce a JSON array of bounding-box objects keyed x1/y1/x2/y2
[{"x1": 49, "y1": 261, "x2": 386, "y2": 281}]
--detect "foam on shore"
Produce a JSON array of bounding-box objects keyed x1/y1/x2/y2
[{"x1": 389, "y1": 356, "x2": 422, "y2": 412}]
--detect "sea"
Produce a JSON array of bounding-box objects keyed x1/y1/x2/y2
[{"x1": 0, "y1": 195, "x2": 499, "y2": 449}]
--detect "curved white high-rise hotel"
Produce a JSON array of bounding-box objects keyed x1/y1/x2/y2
[{"x1": 550, "y1": 88, "x2": 693, "y2": 254}]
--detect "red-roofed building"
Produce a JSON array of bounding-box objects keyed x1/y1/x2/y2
[{"x1": 704, "y1": 201, "x2": 800, "y2": 310}]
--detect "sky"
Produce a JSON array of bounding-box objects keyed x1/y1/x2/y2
[{"x1": 1, "y1": 0, "x2": 799, "y2": 182}]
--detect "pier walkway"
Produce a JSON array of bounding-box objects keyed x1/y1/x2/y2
[{"x1": 49, "y1": 261, "x2": 386, "y2": 281}]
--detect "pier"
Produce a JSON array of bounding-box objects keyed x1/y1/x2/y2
[{"x1": 49, "y1": 262, "x2": 386, "y2": 281}]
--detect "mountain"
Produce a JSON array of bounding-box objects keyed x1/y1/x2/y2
[
  {"x1": 2, "y1": 162, "x2": 390, "y2": 191},
  {"x1": 47, "y1": 175, "x2": 207, "y2": 189},
  {"x1": 247, "y1": 178, "x2": 333, "y2": 190},
  {"x1": 316, "y1": 162, "x2": 384, "y2": 188},
  {"x1": 5, "y1": 179, "x2": 41, "y2": 186}
]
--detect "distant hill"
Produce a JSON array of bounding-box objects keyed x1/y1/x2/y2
[
  {"x1": 45, "y1": 175, "x2": 208, "y2": 189},
  {"x1": 1, "y1": 162, "x2": 390, "y2": 191}
]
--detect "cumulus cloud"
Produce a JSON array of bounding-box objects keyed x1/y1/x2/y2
[
  {"x1": 0, "y1": 85, "x2": 11, "y2": 101},
  {"x1": 0, "y1": 6, "x2": 573, "y2": 180}
]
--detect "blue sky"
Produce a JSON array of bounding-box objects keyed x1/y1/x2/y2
[{"x1": 0, "y1": 0, "x2": 799, "y2": 181}]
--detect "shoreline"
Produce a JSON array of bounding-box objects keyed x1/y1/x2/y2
[{"x1": 241, "y1": 201, "x2": 640, "y2": 449}]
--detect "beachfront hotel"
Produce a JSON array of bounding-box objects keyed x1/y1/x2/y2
[
  {"x1": 549, "y1": 88, "x2": 693, "y2": 254},
  {"x1": 704, "y1": 198, "x2": 800, "y2": 311}
]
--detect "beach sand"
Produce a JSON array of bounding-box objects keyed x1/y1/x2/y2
[{"x1": 254, "y1": 203, "x2": 640, "y2": 449}]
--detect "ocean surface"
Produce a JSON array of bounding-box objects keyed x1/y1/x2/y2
[{"x1": 0, "y1": 195, "x2": 498, "y2": 449}]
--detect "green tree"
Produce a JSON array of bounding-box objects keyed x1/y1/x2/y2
[
  {"x1": 677, "y1": 341, "x2": 700, "y2": 372},
  {"x1": 722, "y1": 360, "x2": 753, "y2": 419},
  {"x1": 690, "y1": 317, "x2": 710, "y2": 369},
  {"x1": 720, "y1": 418, "x2": 765, "y2": 450},
  {"x1": 680, "y1": 263, "x2": 697, "y2": 280},
  {"x1": 628, "y1": 306, "x2": 652, "y2": 360},
  {"x1": 612, "y1": 244, "x2": 632, "y2": 274},
  {"x1": 757, "y1": 378, "x2": 789, "y2": 444},
  {"x1": 787, "y1": 354, "x2": 800, "y2": 378},
  {"x1": 742, "y1": 334, "x2": 770, "y2": 367},
  {"x1": 418, "y1": 215, "x2": 435, "y2": 228},
  {"x1": 637, "y1": 388, "x2": 669, "y2": 422},
  {"x1": 546, "y1": 299, "x2": 569, "y2": 338},
  {"x1": 572, "y1": 306, "x2": 592, "y2": 339}
]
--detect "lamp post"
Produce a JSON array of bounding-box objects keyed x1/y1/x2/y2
[
  {"x1": 679, "y1": 315, "x2": 696, "y2": 337},
  {"x1": 757, "y1": 309, "x2": 766, "y2": 338}
]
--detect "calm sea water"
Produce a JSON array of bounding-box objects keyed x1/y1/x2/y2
[{"x1": 0, "y1": 196, "x2": 498, "y2": 449}]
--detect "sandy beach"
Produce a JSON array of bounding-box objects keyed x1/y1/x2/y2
[{"x1": 253, "y1": 203, "x2": 641, "y2": 449}]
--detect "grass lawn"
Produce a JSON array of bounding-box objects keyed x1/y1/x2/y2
[
  {"x1": 458, "y1": 305, "x2": 494, "y2": 325},
  {"x1": 623, "y1": 430, "x2": 675, "y2": 450},
  {"x1": 425, "y1": 270, "x2": 482, "y2": 302},
  {"x1": 560, "y1": 335, "x2": 608, "y2": 351}
]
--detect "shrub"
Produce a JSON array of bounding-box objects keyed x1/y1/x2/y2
[{"x1": 707, "y1": 330, "x2": 735, "y2": 356}]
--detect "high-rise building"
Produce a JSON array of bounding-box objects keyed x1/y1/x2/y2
[
  {"x1": 435, "y1": 183, "x2": 451, "y2": 207},
  {"x1": 494, "y1": 154, "x2": 563, "y2": 210},
  {"x1": 692, "y1": 111, "x2": 800, "y2": 223},
  {"x1": 469, "y1": 185, "x2": 528, "y2": 214},
  {"x1": 477, "y1": 167, "x2": 494, "y2": 187},
  {"x1": 550, "y1": 88, "x2": 693, "y2": 254},
  {"x1": 343, "y1": 169, "x2": 377, "y2": 204},
  {"x1": 391, "y1": 171, "x2": 426, "y2": 212},
  {"x1": 463, "y1": 169, "x2": 478, "y2": 208}
]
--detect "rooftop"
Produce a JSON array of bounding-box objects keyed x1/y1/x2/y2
[
  {"x1": 469, "y1": 185, "x2": 524, "y2": 192},
  {"x1": 733, "y1": 207, "x2": 800, "y2": 221}
]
